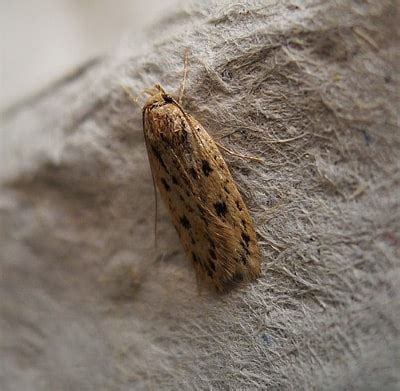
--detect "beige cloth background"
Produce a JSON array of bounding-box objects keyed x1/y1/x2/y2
[
  {"x1": 1, "y1": 1, "x2": 399, "y2": 389},
  {"x1": 0, "y1": 0, "x2": 178, "y2": 111}
]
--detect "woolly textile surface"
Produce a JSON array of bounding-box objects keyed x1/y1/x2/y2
[{"x1": 1, "y1": 1, "x2": 399, "y2": 390}]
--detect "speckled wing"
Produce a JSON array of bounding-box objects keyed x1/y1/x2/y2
[{"x1": 143, "y1": 93, "x2": 261, "y2": 291}]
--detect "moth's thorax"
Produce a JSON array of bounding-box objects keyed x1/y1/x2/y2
[
  {"x1": 143, "y1": 92, "x2": 165, "y2": 110},
  {"x1": 142, "y1": 84, "x2": 175, "y2": 110},
  {"x1": 144, "y1": 98, "x2": 191, "y2": 143}
]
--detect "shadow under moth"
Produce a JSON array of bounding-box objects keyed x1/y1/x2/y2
[{"x1": 142, "y1": 84, "x2": 261, "y2": 292}]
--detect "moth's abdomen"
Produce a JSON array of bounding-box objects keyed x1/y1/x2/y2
[{"x1": 143, "y1": 91, "x2": 261, "y2": 291}]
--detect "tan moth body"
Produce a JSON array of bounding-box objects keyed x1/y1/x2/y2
[{"x1": 142, "y1": 85, "x2": 261, "y2": 291}]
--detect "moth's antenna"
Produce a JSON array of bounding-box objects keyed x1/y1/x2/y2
[{"x1": 178, "y1": 49, "x2": 190, "y2": 104}]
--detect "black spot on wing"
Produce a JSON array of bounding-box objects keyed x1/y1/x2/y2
[
  {"x1": 214, "y1": 201, "x2": 227, "y2": 217},
  {"x1": 208, "y1": 237, "x2": 216, "y2": 249},
  {"x1": 241, "y1": 232, "x2": 251, "y2": 254},
  {"x1": 241, "y1": 232, "x2": 250, "y2": 247},
  {"x1": 205, "y1": 264, "x2": 213, "y2": 278},
  {"x1": 151, "y1": 145, "x2": 168, "y2": 173},
  {"x1": 161, "y1": 178, "x2": 170, "y2": 191},
  {"x1": 192, "y1": 252, "x2": 199, "y2": 263},
  {"x1": 193, "y1": 251, "x2": 215, "y2": 278},
  {"x1": 190, "y1": 167, "x2": 198, "y2": 179},
  {"x1": 180, "y1": 215, "x2": 191, "y2": 230},
  {"x1": 235, "y1": 200, "x2": 243, "y2": 211},
  {"x1": 202, "y1": 160, "x2": 213, "y2": 176},
  {"x1": 209, "y1": 248, "x2": 217, "y2": 260},
  {"x1": 209, "y1": 259, "x2": 216, "y2": 272}
]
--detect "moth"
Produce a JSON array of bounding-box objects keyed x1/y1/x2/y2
[{"x1": 142, "y1": 84, "x2": 261, "y2": 291}]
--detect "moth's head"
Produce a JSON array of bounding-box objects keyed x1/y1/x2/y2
[{"x1": 143, "y1": 84, "x2": 176, "y2": 110}]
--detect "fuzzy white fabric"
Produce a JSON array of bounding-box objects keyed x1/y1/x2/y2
[{"x1": 1, "y1": 1, "x2": 399, "y2": 389}]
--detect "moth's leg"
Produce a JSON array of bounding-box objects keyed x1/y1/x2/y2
[{"x1": 216, "y1": 142, "x2": 264, "y2": 163}]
